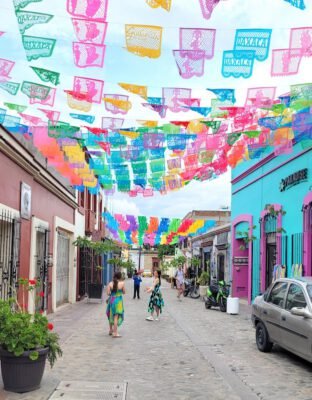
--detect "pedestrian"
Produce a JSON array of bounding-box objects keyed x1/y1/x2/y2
[
  {"x1": 132, "y1": 269, "x2": 142, "y2": 299},
  {"x1": 145, "y1": 270, "x2": 164, "y2": 321},
  {"x1": 175, "y1": 265, "x2": 185, "y2": 301},
  {"x1": 106, "y1": 271, "x2": 125, "y2": 338}
]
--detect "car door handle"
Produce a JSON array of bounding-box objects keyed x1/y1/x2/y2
[{"x1": 282, "y1": 316, "x2": 286, "y2": 321}]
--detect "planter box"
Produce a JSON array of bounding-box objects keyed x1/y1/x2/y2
[
  {"x1": 199, "y1": 285, "x2": 208, "y2": 297},
  {"x1": 0, "y1": 347, "x2": 48, "y2": 393},
  {"x1": 87, "y1": 283, "x2": 103, "y2": 299}
]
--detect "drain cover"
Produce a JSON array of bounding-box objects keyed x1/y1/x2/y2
[{"x1": 49, "y1": 381, "x2": 127, "y2": 400}]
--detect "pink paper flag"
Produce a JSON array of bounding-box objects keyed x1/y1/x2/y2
[
  {"x1": 289, "y1": 27, "x2": 312, "y2": 57},
  {"x1": 245, "y1": 87, "x2": 276, "y2": 108},
  {"x1": 199, "y1": 0, "x2": 220, "y2": 19},
  {"x1": 73, "y1": 42, "x2": 106, "y2": 68},
  {"x1": 173, "y1": 50, "x2": 205, "y2": 79},
  {"x1": 179, "y1": 28, "x2": 216, "y2": 59},
  {"x1": 162, "y1": 87, "x2": 192, "y2": 112},
  {"x1": 67, "y1": 0, "x2": 109, "y2": 20},
  {"x1": 38, "y1": 108, "x2": 60, "y2": 122},
  {"x1": 0, "y1": 59, "x2": 15, "y2": 78},
  {"x1": 0, "y1": 32, "x2": 5, "y2": 37},
  {"x1": 72, "y1": 18, "x2": 107, "y2": 44},
  {"x1": 271, "y1": 48, "x2": 302, "y2": 76},
  {"x1": 30, "y1": 87, "x2": 56, "y2": 106},
  {"x1": 73, "y1": 76, "x2": 104, "y2": 103},
  {"x1": 102, "y1": 117, "x2": 124, "y2": 130},
  {"x1": 19, "y1": 112, "x2": 42, "y2": 125}
]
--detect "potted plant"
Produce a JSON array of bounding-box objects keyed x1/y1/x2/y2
[
  {"x1": 0, "y1": 278, "x2": 62, "y2": 393},
  {"x1": 198, "y1": 271, "x2": 209, "y2": 297}
]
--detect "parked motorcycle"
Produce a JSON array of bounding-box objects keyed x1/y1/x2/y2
[
  {"x1": 204, "y1": 280, "x2": 230, "y2": 312},
  {"x1": 183, "y1": 278, "x2": 200, "y2": 299}
]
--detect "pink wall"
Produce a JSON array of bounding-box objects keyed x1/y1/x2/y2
[
  {"x1": 231, "y1": 214, "x2": 253, "y2": 303},
  {"x1": 0, "y1": 151, "x2": 75, "y2": 312}
]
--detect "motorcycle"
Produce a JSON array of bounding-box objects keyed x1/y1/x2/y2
[
  {"x1": 183, "y1": 278, "x2": 200, "y2": 299},
  {"x1": 204, "y1": 280, "x2": 230, "y2": 312}
]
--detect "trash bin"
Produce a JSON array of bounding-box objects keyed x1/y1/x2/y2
[{"x1": 226, "y1": 297, "x2": 239, "y2": 314}]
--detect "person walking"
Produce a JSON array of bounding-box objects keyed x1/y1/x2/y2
[
  {"x1": 175, "y1": 265, "x2": 185, "y2": 301},
  {"x1": 106, "y1": 271, "x2": 125, "y2": 338},
  {"x1": 145, "y1": 270, "x2": 164, "y2": 321},
  {"x1": 132, "y1": 269, "x2": 142, "y2": 299}
]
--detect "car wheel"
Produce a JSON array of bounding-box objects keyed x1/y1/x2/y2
[{"x1": 256, "y1": 321, "x2": 273, "y2": 352}]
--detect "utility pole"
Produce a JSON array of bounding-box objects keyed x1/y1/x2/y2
[{"x1": 138, "y1": 246, "x2": 142, "y2": 271}]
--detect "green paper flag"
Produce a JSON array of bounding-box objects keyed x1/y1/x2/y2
[
  {"x1": 21, "y1": 81, "x2": 51, "y2": 100},
  {"x1": 244, "y1": 130, "x2": 261, "y2": 138},
  {"x1": 30, "y1": 66, "x2": 60, "y2": 85},
  {"x1": 201, "y1": 120, "x2": 221, "y2": 133},
  {"x1": 22, "y1": 35, "x2": 56, "y2": 61},
  {"x1": 4, "y1": 102, "x2": 27, "y2": 113},
  {"x1": 227, "y1": 132, "x2": 242, "y2": 146},
  {"x1": 16, "y1": 11, "x2": 53, "y2": 34},
  {"x1": 13, "y1": 0, "x2": 43, "y2": 11},
  {"x1": 0, "y1": 81, "x2": 20, "y2": 95}
]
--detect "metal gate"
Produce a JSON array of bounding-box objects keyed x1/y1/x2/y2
[
  {"x1": 56, "y1": 231, "x2": 70, "y2": 306},
  {"x1": 0, "y1": 211, "x2": 20, "y2": 300},
  {"x1": 34, "y1": 228, "x2": 49, "y2": 311}
]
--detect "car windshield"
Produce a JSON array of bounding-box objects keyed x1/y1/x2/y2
[{"x1": 307, "y1": 285, "x2": 312, "y2": 302}]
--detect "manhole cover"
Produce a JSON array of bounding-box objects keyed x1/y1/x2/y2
[{"x1": 49, "y1": 381, "x2": 127, "y2": 400}]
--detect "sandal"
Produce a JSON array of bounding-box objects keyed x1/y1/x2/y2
[
  {"x1": 112, "y1": 334, "x2": 122, "y2": 338},
  {"x1": 109, "y1": 331, "x2": 113, "y2": 336}
]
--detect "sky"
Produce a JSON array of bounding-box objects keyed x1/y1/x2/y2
[{"x1": 0, "y1": 0, "x2": 311, "y2": 218}]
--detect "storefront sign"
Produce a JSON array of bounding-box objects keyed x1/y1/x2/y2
[{"x1": 279, "y1": 168, "x2": 308, "y2": 192}]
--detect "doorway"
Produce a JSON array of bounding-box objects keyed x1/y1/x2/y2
[
  {"x1": 56, "y1": 231, "x2": 70, "y2": 306},
  {"x1": 217, "y1": 254, "x2": 225, "y2": 281},
  {"x1": 266, "y1": 234, "x2": 277, "y2": 288}
]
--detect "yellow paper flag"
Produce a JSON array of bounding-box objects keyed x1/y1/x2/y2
[
  {"x1": 125, "y1": 24, "x2": 163, "y2": 58},
  {"x1": 146, "y1": 0, "x2": 171, "y2": 11},
  {"x1": 118, "y1": 83, "x2": 148, "y2": 99},
  {"x1": 103, "y1": 97, "x2": 132, "y2": 112}
]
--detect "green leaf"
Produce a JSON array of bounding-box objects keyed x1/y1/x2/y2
[{"x1": 29, "y1": 351, "x2": 39, "y2": 361}]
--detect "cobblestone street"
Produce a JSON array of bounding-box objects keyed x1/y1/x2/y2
[{"x1": 1, "y1": 279, "x2": 312, "y2": 400}]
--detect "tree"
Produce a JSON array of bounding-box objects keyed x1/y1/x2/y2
[{"x1": 157, "y1": 244, "x2": 176, "y2": 260}]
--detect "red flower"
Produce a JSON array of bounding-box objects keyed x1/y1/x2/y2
[
  {"x1": 39, "y1": 291, "x2": 45, "y2": 297},
  {"x1": 39, "y1": 310, "x2": 44, "y2": 314},
  {"x1": 29, "y1": 279, "x2": 37, "y2": 285},
  {"x1": 47, "y1": 323, "x2": 54, "y2": 331}
]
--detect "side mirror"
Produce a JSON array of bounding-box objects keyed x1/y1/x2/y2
[{"x1": 291, "y1": 307, "x2": 312, "y2": 319}]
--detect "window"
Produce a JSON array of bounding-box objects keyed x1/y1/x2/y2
[
  {"x1": 285, "y1": 284, "x2": 307, "y2": 310},
  {"x1": 267, "y1": 282, "x2": 288, "y2": 308}
]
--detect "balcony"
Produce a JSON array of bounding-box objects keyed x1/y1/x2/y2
[{"x1": 85, "y1": 209, "x2": 96, "y2": 236}]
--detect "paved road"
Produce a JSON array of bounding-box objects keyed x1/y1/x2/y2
[{"x1": 1, "y1": 279, "x2": 312, "y2": 400}]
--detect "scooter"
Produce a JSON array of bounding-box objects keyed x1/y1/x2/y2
[
  {"x1": 204, "y1": 280, "x2": 230, "y2": 312},
  {"x1": 183, "y1": 278, "x2": 200, "y2": 299}
]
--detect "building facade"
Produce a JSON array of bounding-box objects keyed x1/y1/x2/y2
[
  {"x1": 191, "y1": 223, "x2": 231, "y2": 283},
  {"x1": 231, "y1": 142, "x2": 312, "y2": 304},
  {"x1": 0, "y1": 125, "x2": 77, "y2": 313}
]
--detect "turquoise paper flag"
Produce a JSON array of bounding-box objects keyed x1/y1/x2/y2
[
  {"x1": 69, "y1": 113, "x2": 95, "y2": 123},
  {"x1": 30, "y1": 66, "x2": 60, "y2": 85},
  {"x1": 21, "y1": 81, "x2": 51, "y2": 100},
  {"x1": 22, "y1": 35, "x2": 56, "y2": 61},
  {"x1": 0, "y1": 81, "x2": 20, "y2": 95},
  {"x1": 13, "y1": 0, "x2": 43, "y2": 11},
  {"x1": 16, "y1": 11, "x2": 53, "y2": 34}
]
